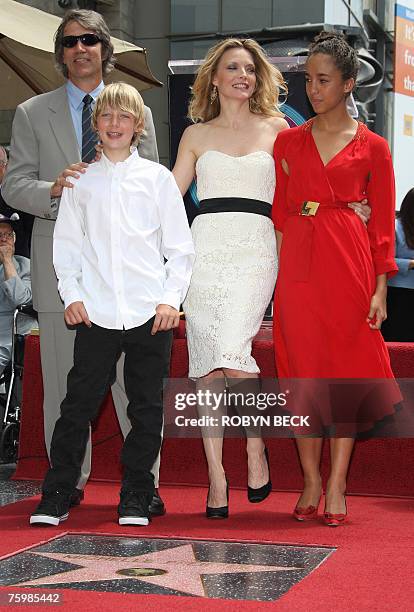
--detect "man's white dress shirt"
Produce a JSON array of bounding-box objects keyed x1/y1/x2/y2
[{"x1": 53, "y1": 151, "x2": 194, "y2": 330}]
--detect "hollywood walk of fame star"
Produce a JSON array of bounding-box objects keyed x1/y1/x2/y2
[{"x1": 14, "y1": 544, "x2": 301, "y2": 597}]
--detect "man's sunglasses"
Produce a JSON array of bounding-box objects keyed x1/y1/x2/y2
[{"x1": 62, "y1": 34, "x2": 102, "y2": 48}]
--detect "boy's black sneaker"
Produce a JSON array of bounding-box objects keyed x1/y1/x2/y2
[
  {"x1": 118, "y1": 490, "x2": 151, "y2": 526},
  {"x1": 30, "y1": 490, "x2": 72, "y2": 526},
  {"x1": 69, "y1": 488, "x2": 85, "y2": 507},
  {"x1": 149, "y1": 489, "x2": 166, "y2": 516}
]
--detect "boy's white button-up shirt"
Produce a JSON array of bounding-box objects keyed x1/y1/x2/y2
[{"x1": 53, "y1": 150, "x2": 195, "y2": 330}]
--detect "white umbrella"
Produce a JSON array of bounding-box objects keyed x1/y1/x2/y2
[{"x1": 0, "y1": 0, "x2": 162, "y2": 111}]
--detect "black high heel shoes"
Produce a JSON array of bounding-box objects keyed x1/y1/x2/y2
[
  {"x1": 248, "y1": 447, "x2": 272, "y2": 503},
  {"x1": 206, "y1": 480, "x2": 229, "y2": 519}
]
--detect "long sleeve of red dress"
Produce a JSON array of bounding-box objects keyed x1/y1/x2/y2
[{"x1": 366, "y1": 137, "x2": 397, "y2": 278}]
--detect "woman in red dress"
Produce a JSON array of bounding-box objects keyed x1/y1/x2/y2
[{"x1": 272, "y1": 32, "x2": 400, "y2": 526}]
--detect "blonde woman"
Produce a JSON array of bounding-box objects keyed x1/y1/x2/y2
[{"x1": 173, "y1": 39, "x2": 288, "y2": 518}]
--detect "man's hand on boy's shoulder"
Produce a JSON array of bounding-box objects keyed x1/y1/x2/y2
[
  {"x1": 51, "y1": 144, "x2": 103, "y2": 197},
  {"x1": 151, "y1": 304, "x2": 180, "y2": 335},
  {"x1": 50, "y1": 162, "x2": 89, "y2": 197},
  {"x1": 64, "y1": 301, "x2": 92, "y2": 328}
]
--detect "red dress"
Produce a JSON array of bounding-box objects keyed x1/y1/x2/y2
[{"x1": 272, "y1": 121, "x2": 401, "y2": 432}]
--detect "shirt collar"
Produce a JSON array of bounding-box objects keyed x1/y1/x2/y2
[
  {"x1": 100, "y1": 148, "x2": 140, "y2": 171},
  {"x1": 66, "y1": 80, "x2": 105, "y2": 112}
]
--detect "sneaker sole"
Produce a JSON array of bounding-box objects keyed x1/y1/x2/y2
[
  {"x1": 30, "y1": 513, "x2": 69, "y2": 526},
  {"x1": 118, "y1": 516, "x2": 149, "y2": 526}
]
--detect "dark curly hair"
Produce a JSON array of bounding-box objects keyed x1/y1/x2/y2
[
  {"x1": 398, "y1": 188, "x2": 414, "y2": 250},
  {"x1": 54, "y1": 9, "x2": 115, "y2": 78},
  {"x1": 308, "y1": 31, "x2": 359, "y2": 83}
]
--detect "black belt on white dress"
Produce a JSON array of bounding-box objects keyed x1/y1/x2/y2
[{"x1": 197, "y1": 197, "x2": 272, "y2": 218}]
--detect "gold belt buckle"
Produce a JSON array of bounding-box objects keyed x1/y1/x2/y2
[{"x1": 301, "y1": 201, "x2": 320, "y2": 216}]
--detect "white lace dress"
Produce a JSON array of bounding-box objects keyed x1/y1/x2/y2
[{"x1": 183, "y1": 150, "x2": 278, "y2": 378}]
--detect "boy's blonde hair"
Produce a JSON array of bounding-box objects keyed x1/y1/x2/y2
[{"x1": 92, "y1": 82, "x2": 145, "y2": 146}]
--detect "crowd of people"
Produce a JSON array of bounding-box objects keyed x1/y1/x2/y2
[{"x1": 0, "y1": 8, "x2": 408, "y2": 528}]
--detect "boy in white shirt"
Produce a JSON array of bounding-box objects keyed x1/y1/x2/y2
[{"x1": 30, "y1": 83, "x2": 194, "y2": 526}]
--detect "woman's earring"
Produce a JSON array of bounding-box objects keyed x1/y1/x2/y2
[{"x1": 210, "y1": 85, "x2": 218, "y2": 104}]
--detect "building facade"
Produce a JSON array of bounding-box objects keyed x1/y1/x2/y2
[{"x1": 1, "y1": 1, "x2": 399, "y2": 168}]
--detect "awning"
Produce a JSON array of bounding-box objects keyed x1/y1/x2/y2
[{"x1": 0, "y1": 0, "x2": 162, "y2": 110}]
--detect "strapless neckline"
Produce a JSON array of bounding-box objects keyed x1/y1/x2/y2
[
  {"x1": 195, "y1": 148, "x2": 276, "y2": 204},
  {"x1": 196, "y1": 150, "x2": 273, "y2": 168}
]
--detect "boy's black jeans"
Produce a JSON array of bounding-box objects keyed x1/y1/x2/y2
[{"x1": 42, "y1": 318, "x2": 172, "y2": 497}]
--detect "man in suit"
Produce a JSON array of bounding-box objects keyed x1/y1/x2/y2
[{"x1": 2, "y1": 9, "x2": 164, "y2": 515}]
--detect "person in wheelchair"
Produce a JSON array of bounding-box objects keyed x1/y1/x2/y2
[{"x1": 0, "y1": 213, "x2": 36, "y2": 380}]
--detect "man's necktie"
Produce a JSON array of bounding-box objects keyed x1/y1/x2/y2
[{"x1": 82, "y1": 94, "x2": 98, "y2": 163}]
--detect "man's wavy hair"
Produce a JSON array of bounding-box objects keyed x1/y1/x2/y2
[
  {"x1": 54, "y1": 9, "x2": 115, "y2": 78},
  {"x1": 188, "y1": 38, "x2": 287, "y2": 123}
]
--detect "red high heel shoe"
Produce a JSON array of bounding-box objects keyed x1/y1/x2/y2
[
  {"x1": 323, "y1": 497, "x2": 347, "y2": 527},
  {"x1": 293, "y1": 504, "x2": 319, "y2": 521},
  {"x1": 293, "y1": 496, "x2": 321, "y2": 521}
]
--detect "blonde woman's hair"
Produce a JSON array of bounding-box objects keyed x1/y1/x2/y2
[
  {"x1": 92, "y1": 82, "x2": 145, "y2": 146},
  {"x1": 188, "y1": 38, "x2": 287, "y2": 123}
]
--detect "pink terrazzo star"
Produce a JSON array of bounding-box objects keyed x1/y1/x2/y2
[{"x1": 15, "y1": 544, "x2": 299, "y2": 597}]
